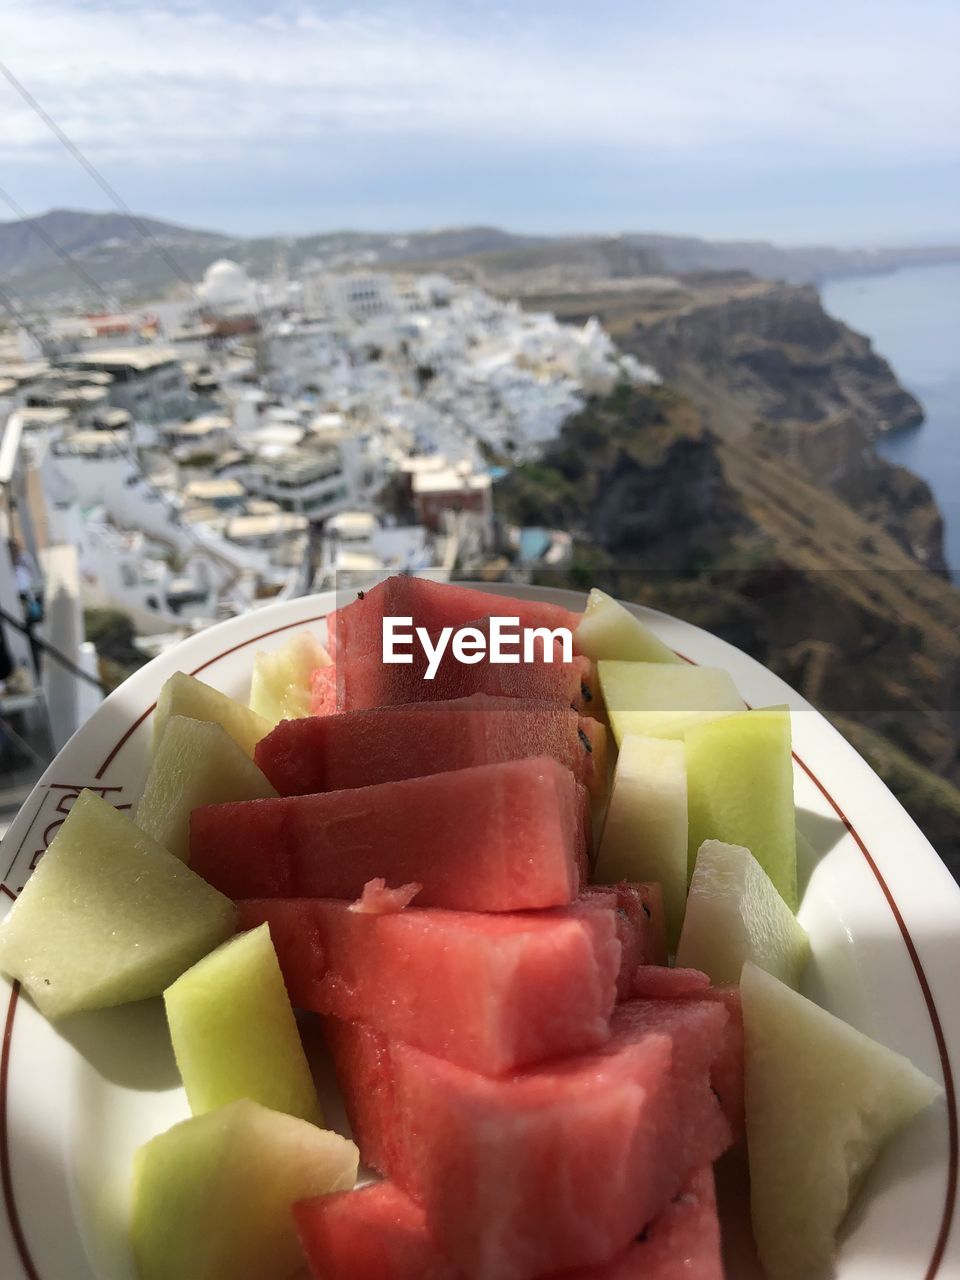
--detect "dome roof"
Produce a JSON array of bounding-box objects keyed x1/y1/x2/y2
[{"x1": 199, "y1": 259, "x2": 252, "y2": 307}]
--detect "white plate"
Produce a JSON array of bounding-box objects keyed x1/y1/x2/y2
[{"x1": 0, "y1": 585, "x2": 957, "y2": 1280}]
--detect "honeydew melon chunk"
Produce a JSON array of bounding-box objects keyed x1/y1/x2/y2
[
  {"x1": 575, "y1": 588, "x2": 682, "y2": 664},
  {"x1": 598, "y1": 660, "x2": 743, "y2": 746},
  {"x1": 594, "y1": 735, "x2": 688, "y2": 947},
  {"x1": 0, "y1": 790, "x2": 236, "y2": 1019},
  {"x1": 131, "y1": 1098, "x2": 358, "y2": 1280},
  {"x1": 164, "y1": 923, "x2": 321, "y2": 1123},
  {"x1": 676, "y1": 840, "x2": 809, "y2": 986},
  {"x1": 249, "y1": 630, "x2": 331, "y2": 725},
  {"x1": 136, "y1": 716, "x2": 277, "y2": 862},
  {"x1": 154, "y1": 672, "x2": 270, "y2": 758},
  {"x1": 685, "y1": 706, "x2": 797, "y2": 910},
  {"x1": 741, "y1": 963, "x2": 942, "y2": 1280}
]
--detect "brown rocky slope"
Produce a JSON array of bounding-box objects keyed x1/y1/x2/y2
[
  {"x1": 494, "y1": 384, "x2": 960, "y2": 878},
  {"x1": 518, "y1": 275, "x2": 947, "y2": 576}
]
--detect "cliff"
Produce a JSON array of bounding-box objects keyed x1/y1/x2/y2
[
  {"x1": 495, "y1": 385, "x2": 960, "y2": 878},
  {"x1": 518, "y1": 276, "x2": 945, "y2": 575}
]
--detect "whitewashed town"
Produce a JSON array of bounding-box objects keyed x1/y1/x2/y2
[{"x1": 0, "y1": 256, "x2": 657, "y2": 803}]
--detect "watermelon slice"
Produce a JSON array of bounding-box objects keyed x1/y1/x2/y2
[
  {"x1": 626, "y1": 973, "x2": 745, "y2": 1137},
  {"x1": 310, "y1": 665, "x2": 337, "y2": 716},
  {"x1": 339, "y1": 614, "x2": 595, "y2": 714},
  {"x1": 255, "y1": 695, "x2": 607, "y2": 796},
  {"x1": 327, "y1": 575, "x2": 580, "y2": 662},
  {"x1": 323, "y1": 1019, "x2": 414, "y2": 1191},
  {"x1": 581, "y1": 883, "x2": 667, "y2": 998},
  {"x1": 555, "y1": 1166, "x2": 723, "y2": 1280},
  {"x1": 236, "y1": 894, "x2": 620, "y2": 1075},
  {"x1": 295, "y1": 1167, "x2": 722, "y2": 1280},
  {"x1": 295, "y1": 1181, "x2": 456, "y2": 1280},
  {"x1": 325, "y1": 999, "x2": 734, "y2": 1279},
  {"x1": 631, "y1": 966, "x2": 712, "y2": 1000},
  {"x1": 191, "y1": 757, "x2": 588, "y2": 912}
]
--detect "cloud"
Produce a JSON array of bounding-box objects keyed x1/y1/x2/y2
[{"x1": 1, "y1": 0, "x2": 958, "y2": 170}]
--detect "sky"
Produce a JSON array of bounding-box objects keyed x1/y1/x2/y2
[{"x1": 0, "y1": 0, "x2": 958, "y2": 244}]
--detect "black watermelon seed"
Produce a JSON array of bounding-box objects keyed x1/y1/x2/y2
[{"x1": 577, "y1": 727, "x2": 593, "y2": 753}]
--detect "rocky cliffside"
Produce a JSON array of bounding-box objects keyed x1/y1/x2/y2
[
  {"x1": 495, "y1": 385, "x2": 960, "y2": 877},
  {"x1": 625, "y1": 280, "x2": 923, "y2": 437},
  {"x1": 518, "y1": 275, "x2": 945, "y2": 575}
]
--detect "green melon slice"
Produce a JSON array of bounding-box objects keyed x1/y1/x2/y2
[
  {"x1": 575, "y1": 589, "x2": 681, "y2": 664},
  {"x1": 131, "y1": 1098, "x2": 358, "y2": 1280},
  {"x1": 154, "y1": 672, "x2": 270, "y2": 758},
  {"x1": 685, "y1": 706, "x2": 797, "y2": 910},
  {"x1": 135, "y1": 716, "x2": 277, "y2": 862},
  {"x1": 0, "y1": 790, "x2": 235, "y2": 1018},
  {"x1": 594, "y1": 735, "x2": 688, "y2": 947},
  {"x1": 741, "y1": 964, "x2": 941, "y2": 1280},
  {"x1": 598, "y1": 661, "x2": 743, "y2": 746},
  {"x1": 164, "y1": 923, "x2": 321, "y2": 1124},
  {"x1": 249, "y1": 630, "x2": 331, "y2": 725},
  {"x1": 676, "y1": 840, "x2": 809, "y2": 987}
]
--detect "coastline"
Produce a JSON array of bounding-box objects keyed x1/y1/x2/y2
[{"x1": 821, "y1": 262, "x2": 960, "y2": 581}]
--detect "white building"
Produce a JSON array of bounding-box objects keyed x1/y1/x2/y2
[
  {"x1": 197, "y1": 259, "x2": 256, "y2": 316},
  {"x1": 58, "y1": 347, "x2": 191, "y2": 423}
]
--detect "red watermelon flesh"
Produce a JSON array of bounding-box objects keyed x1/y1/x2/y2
[
  {"x1": 295, "y1": 1167, "x2": 721, "y2": 1280},
  {"x1": 580, "y1": 884, "x2": 666, "y2": 999},
  {"x1": 190, "y1": 757, "x2": 588, "y2": 912},
  {"x1": 625, "y1": 973, "x2": 744, "y2": 1138},
  {"x1": 327, "y1": 575, "x2": 580, "y2": 662},
  {"x1": 631, "y1": 966, "x2": 712, "y2": 1000},
  {"x1": 323, "y1": 1018, "x2": 416, "y2": 1190},
  {"x1": 255, "y1": 695, "x2": 607, "y2": 796},
  {"x1": 325, "y1": 998, "x2": 733, "y2": 1280},
  {"x1": 581, "y1": 882, "x2": 668, "y2": 997},
  {"x1": 309, "y1": 664, "x2": 337, "y2": 716},
  {"x1": 339, "y1": 614, "x2": 595, "y2": 714},
  {"x1": 701, "y1": 985, "x2": 744, "y2": 1137},
  {"x1": 349, "y1": 877, "x2": 422, "y2": 913},
  {"x1": 554, "y1": 1166, "x2": 723, "y2": 1280},
  {"x1": 236, "y1": 893, "x2": 620, "y2": 1075},
  {"x1": 295, "y1": 1182, "x2": 457, "y2": 1280}
]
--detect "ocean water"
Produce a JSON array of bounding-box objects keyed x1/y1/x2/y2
[{"x1": 821, "y1": 263, "x2": 960, "y2": 581}]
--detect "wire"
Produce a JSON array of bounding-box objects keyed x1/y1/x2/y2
[
  {"x1": 0, "y1": 603, "x2": 107, "y2": 692},
  {"x1": 0, "y1": 60, "x2": 200, "y2": 299},
  {"x1": 0, "y1": 184, "x2": 112, "y2": 304}
]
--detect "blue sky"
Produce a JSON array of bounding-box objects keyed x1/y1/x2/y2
[{"x1": 1, "y1": 0, "x2": 958, "y2": 244}]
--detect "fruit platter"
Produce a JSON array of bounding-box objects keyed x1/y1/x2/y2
[{"x1": 0, "y1": 578, "x2": 956, "y2": 1280}]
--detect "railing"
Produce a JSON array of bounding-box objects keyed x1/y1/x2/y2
[{"x1": 0, "y1": 603, "x2": 107, "y2": 693}]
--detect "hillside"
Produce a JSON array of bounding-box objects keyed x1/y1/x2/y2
[
  {"x1": 516, "y1": 276, "x2": 945, "y2": 576},
  {"x1": 0, "y1": 208, "x2": 227, "y2": 279},
  {"x1": 2, "y1": 208, "x2": 958, "y2": 303},
  {"x1": 495, "y1": 384, "x2": 960, "y2": 877}
]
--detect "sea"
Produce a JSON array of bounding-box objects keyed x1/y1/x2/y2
[{"x1": 821, "y1": 262, "x2": 960, "y2": 582}]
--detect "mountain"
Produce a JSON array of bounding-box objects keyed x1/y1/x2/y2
[
  {"x1": 0, "y1": 211, "x2": 551, "y2": 304},
  {"x1": 1, "y1": 208, "x2": 958, "y2": 305},
  {"x1": 619, "y1": 234, "x2": 960, "y2": 285},
  {"x1": 0, "y1": 208, "x2": 228, "y2": 278}
]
